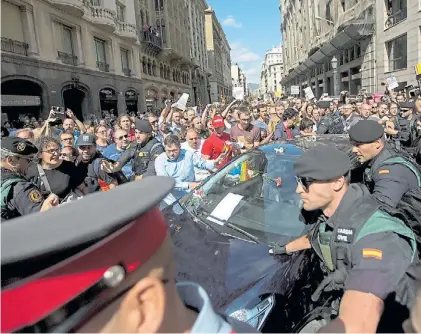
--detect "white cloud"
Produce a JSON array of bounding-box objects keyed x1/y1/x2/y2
[
  {"x1": 230, "y1": 41, "x2": 260, "y2": 63},
  {"x1": 222, "y1": 15, "x2": 243, "y2": 28},
  {"x1": 243, "y1": 66, "x2": 260, "y2": 84}
]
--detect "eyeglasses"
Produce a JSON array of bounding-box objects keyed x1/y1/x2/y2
[
  {"x1": 295, "y1": 176, "x2": 315, "y2": 192},
  {"x1": 240, "y1": 118, "x2": 250, "y2": 122},
  {"x1": 115, "y1": 135, "x2": 128, "y2": 140}
]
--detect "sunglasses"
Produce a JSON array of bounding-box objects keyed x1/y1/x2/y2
[
  {"x1": 115, "y1": 135, "x2": 128, "y2": 140},
  {"x1": 295, "y1": 176, "x2": 315, "y2": 191}
]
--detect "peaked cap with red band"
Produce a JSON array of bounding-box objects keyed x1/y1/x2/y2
[{"x1": 1, "y1": 176, "x2": 175, "y2": 333}]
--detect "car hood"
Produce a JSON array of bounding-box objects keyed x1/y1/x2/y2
[{"x1": 163, "y1": 204, "x2": 297, "y2": 311}]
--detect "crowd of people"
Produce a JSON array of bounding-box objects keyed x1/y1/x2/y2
[{"x1": 1, "y1": 87, "x2": 421, "y2": 332}]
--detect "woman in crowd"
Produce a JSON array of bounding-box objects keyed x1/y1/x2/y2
[
  {"x1": 94, "y1": 125, "x2": 109, "y2": 153},
  {"x1": 117, "y1": 114, "x2": 135, "y2": 141},
  {"x1": 27, "y1": 136, "x2": 87, "y2": 202}
]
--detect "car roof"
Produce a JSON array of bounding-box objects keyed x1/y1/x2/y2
[{"x1": 258, "y1": 134, "x2": 361, "y2": 169}]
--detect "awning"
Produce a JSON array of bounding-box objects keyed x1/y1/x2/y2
[{"x1": 281, "y1": 18, "x2": 374, "y2": 85}]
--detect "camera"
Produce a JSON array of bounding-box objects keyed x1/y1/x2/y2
[{"x1": 52, "y1": 106, "x2": 65, "y2": 113}]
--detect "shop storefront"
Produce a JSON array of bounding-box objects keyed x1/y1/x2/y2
[
  {"x1": 125, "y1": 89, "x2": 138, "y2": 113},
  {"x1": 99, "y1": 88, "x2": 118, "y2": 115},
  {"x1": 145, "y1": 88, "x2": 158, "y2": 112}
]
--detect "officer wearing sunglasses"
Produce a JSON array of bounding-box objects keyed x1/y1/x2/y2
[{"x1": 269, "y1": 144, "x2": 417, "y2": 333}]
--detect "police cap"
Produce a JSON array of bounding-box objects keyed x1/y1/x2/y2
[
  {"x1": 1, "y1": 136, "x2": 38, "y2": 157},
  {"x1": 349, "y1": 120, "x2": 384, "y2": 143},
  {"x1": 293, "y1": 144, "x2": 351, "y2": 181},
  {"x1": 1, "y1": 176, "x2": 174, "y2": 333},
  {"x1": 135, "y1": 119, "x2": 153, "y2": 133}
]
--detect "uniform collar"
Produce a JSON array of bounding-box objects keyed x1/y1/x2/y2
[{"x1": 176, "y1": 282, "x2": 233, "y2": 333}]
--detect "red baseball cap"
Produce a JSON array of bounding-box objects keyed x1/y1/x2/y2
[{"x1": 212, "y1": 116, "x2": 225, "y2": 128}]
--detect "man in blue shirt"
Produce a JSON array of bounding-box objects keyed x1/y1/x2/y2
[
  {"x1": 103, "y1": 129, "x2": 134, "y2": 179},
  {"x1": 155, "y1": 135, "x2": 221, "y2": 206}
]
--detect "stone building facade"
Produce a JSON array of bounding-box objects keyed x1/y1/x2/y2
[
  {"x1": 1, "y1": 0, "x2": 193, "y2": 121},
  {"x1": 279, "y1": 0, "x2": 376, "y2": 97},
  {"x1": 205, "y1": 7, "x2": 232, "y2": 103},
  {"x1": 260, "y1": 46, "x2": 284, "y2": 97},
  {"x1": 375, "y1": 0, "x2": 421, "y2": 90},
  {"x1": 187, "y1": 0, "x2": 212, "y2": 107}
]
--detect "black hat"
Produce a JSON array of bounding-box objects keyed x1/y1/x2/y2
[
  {"x1": 76, "y1": 133, "x2": 96, "y2": 146},
  {"x1": 293, "y1": 144, "x2": 351, "y2": 181},
  {"x1": 135, "y1": 119, "x2": 153, "y2": 133},
  {"x1": 349, "y1": 120, "x2": 384, "y2": 143},
  {"x1": 1, "y1": 176, "x2": 175, "y2": 333},
  {"x1": 1, "y1": 137, "x2": 38, "y2": 157}
]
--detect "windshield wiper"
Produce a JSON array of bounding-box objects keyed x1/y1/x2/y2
[{"x1": 194, "y1": 209, "x2": 259, "y2": 243}]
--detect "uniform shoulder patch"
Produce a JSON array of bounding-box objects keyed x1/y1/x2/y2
[
  {"x1": 362, "y1": 248, "x2": 383, "y2": 260},
  {"x1": 29, "y1": 189, "x2": 42, "y2": 203},
  {"x1": 378, "y1": 169, "x2": 390, "y2": 175}
]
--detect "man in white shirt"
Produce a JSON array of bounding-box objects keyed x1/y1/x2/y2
[{"x1": 181, "y1": 129, "x2": 209, "y2": 181}]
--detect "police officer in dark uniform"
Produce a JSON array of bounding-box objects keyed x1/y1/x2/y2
[
  {"x1": 269, "y1": 145, "x2": 417, "y2": 332},
  {"x1": 349, "y1": 120, "x2": 420, "y2": 209},
  {"x1": 1, "y1": 137, "x2": 59, "y2": 221},
  {"x1": 316, "y1": 106, "x2": 345, "y2": 135},
  {"x1": 1, "y1": 177, "x2": 256, "y2": 333},
  {"x1": 102, "y1": 119, "x2": 164, "y2": 180}
]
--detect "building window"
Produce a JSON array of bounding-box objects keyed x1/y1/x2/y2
[
  {"x1": 94, "y1": 38, "x2": 109, "y2": 71},
  {"x1": 385, "y1": 0, "x2": 407, "y2": 28},
  {"x1": 62, "y1": 25, "x2": 74, "y2": 55},
  {"x1": 121, "y1": 48, "x2": 130, "y2": 75},
  {"x1": 155, "y1": 0, "x2": 163, "y2": 11},
  {"x1": 116, "y1": 2, "x2": 125, "y2": 21},
  {"x1": 386, "y1": 34, "x2": 407, "y2": 71},
  {"x1": 90, "y1": 0, "x2": 100, "y2": 5}
]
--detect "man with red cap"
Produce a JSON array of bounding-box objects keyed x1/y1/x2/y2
[
  {"x1": 201, "y1": 116, "x2": 234, "y2": 168},
  {"x1": 1, "y1": 177, "x2": 256, "y2": 333}
]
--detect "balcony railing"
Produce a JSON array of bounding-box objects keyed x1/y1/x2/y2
[
  {"x1": 96, "y1": 61, "x2": 110, "y2": 72},
  {"x1": 385, "y1": 9, "x2": 407, "y2": 28},
  {"x1": 58, "y1": 51, "x2": 78, "y2": 65},
  {"x1": 123, "y1": 68, "x2": 131, "y2": 76},
  {"x1": 1, "y1": 38, "x2": 29, "y2": 56},
  {"x1": 141, "y1": 31, "x2": 162, "y2": 48}
]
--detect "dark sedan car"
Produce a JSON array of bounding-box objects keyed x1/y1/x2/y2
[{"x1": 162, "y1": 135, "x2": 362, "y2": 332}]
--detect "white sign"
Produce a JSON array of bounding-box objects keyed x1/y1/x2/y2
[
  {"x1": 291, "y1": 86, "x2": 300, "y2": 95},
  {"x1": 233, "y1": 87, "x2": 244, "y2": 100},
  {"x1": 304, "y1": 87, "x2": 315, "y2": 100},
  {"x1": 207, "y1": 193, "x2": 244, "y2": 223},
  {"x1": 386, "y1": 75, "x2": 399, "y2": 90},
  {"x1": 172, "y1": 93, "x2": 189, "y2": 111}
]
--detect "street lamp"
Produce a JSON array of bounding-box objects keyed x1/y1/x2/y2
[{"x1": 331, "y1": 56, "x2": 339, "y2": 96}]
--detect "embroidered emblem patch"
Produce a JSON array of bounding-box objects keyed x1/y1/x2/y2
[
  {"x1": 29, "y1": 189, "x2": 42, "y2": 203},
  {"x1": 335, "y1": 228, "x2": 355, "y2": 243},
  {"x1": 379, "y1": 170, "x2": 390, "y2": 175}
]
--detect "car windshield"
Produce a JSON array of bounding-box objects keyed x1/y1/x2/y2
[{"x1": 182, "y1": 144, "x2": 306, "y2": 245}]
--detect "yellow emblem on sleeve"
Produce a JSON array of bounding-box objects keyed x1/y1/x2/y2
[
  {"x1": 29, "y1": 189, "x2": 42, "y2": 203},
  {"x1": 378, "y1": 170, "x2": 390, "y2": 175}
]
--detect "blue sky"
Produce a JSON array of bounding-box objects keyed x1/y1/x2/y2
[{"x1": 207, "y1": 0, "x2": 281, "y2": 84}]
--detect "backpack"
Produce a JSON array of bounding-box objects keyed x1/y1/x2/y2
[{"x1": 377, "y1": 156, "x2": 421, "y2": 247}]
